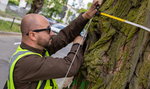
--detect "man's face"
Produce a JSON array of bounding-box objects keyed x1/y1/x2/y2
[{"x1": 36, "y1": 27, "x2": 55, "y2": 48}]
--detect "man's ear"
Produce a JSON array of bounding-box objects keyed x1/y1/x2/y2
[{"x1": 29, "y1": 32, "x2": 37, "y2": 41}]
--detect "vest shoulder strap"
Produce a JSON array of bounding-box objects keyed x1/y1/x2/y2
[{"x1": 8, "y1": 46, "x2": 42, "y2": 89}]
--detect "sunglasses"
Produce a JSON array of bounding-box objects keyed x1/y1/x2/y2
[{"x1": 26, "y1": 26, "x2": 51, "y2": 35}]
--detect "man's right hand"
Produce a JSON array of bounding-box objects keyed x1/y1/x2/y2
[{"x1": 73, "y1": 36, "x2": 83, "y2": 45}]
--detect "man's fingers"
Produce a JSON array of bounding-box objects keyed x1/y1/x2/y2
[
  {"x1": 82, "y1": 0, "x2": 101, "y2": 19},
  {"x1": 91, "y1": 0, "x2": 100, "y2": 10},
  {"x1": 92, "y1": 9, "x2": 98, "y2": 15},
  {"x1": 93, "y1": 0, "x2": 100, "y2": 5},
  {"x1": 73, "y1": 36, "x2": 84, "y2": 45},
  {"x1": 93, "y1": 0, "x2": 102, "y2": 7}
]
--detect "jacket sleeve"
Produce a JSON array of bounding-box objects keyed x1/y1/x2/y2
[
  {"x1": 14, "y1": 44, "x2": 83, "y2": 82},
  {"x1": 47, "y1": 14, "x2": 89, "y2": 55}
]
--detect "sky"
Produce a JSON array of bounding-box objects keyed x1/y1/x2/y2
[{"x1": 82, "y1": 0, "x2": 92, "y2": 6}]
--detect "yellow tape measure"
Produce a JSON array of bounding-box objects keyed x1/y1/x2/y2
[{"x1": 99, "y1": 12, "x2": 150, "y2": 32}]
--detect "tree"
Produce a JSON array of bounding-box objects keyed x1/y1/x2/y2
[
  {"x1": 24, "y1": 0, "x2": 33, "y2": 9},
  {"x1": 27, "y1": 0, "x2": 45, "y2": 13},
  {"x1": 70, "y1": 0, "x2": 150, "y2": 89},
  {"x1": 42, "y1": 0, "x2": 68, "y2": 18}
]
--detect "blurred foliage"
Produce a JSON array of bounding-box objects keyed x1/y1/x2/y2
[
  {"x1": 67, "y1": 10, "x2": 73, "y2": 17},
  {"x1": 77, "y1": 2, "x2": 91, "y2": 13},
  {"x1": 42, "y1": 0, "x2": 68, "y2": 18},
  {"x1": 87, "y1": 2, "x2": 92, "y2": 8},
  {"x1": 77, "y1": 8, "x2": 87, "y2": 13},
  {"x1": 25, "y1": 0, "x2": 33, "y2": 4},
  {"x1": 8, "y1": 0, "x2": 19, "y2": 5},
  {"x1": 8, "y1": 0, "x2": 33, "y2": 6},
  {"x1": 65, "y1": 10, "x2": 73, "y2": 23},
  {"x1": 55, "y1": 19, "x2": 63, "y2": 23}
]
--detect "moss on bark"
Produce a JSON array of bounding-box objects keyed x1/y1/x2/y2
[{"x1": 70, "y1": 0, "x2": 150, "y2": 89}]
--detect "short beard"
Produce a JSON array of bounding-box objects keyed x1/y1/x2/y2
[{"x1": 37, "y1": 37, "x2": 50, "y2": 49}]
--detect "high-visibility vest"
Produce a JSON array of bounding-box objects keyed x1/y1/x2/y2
[{"x1": 7, "y1": 46, "x2": 58, "y2": 89}]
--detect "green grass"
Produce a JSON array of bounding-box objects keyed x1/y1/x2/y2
[
  {"x1": 8, "y1": 0, "x2": 19, "y2": 6},
  {"x1": 0, "y1": 20, "x2": 20, "y2": 32}
]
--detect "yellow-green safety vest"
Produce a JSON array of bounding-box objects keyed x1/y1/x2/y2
[{"x1": 8, "y1": 46, "x2": 58, "y2": 89}]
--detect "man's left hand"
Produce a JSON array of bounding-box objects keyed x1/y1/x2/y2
[{"x1": 82, "y1": 0, "x2": 101, "y2": 19}]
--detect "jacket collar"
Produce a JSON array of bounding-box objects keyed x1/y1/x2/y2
[{"x1": 20, "y1": 42, "x2": 46, "y2": 56}]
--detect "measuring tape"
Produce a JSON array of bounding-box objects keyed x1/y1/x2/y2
[
  {"x1": 95, "y1": 4, "x2": 150, "y2": 32},
  {"x1": 100, "y1": 12, "x2": 150, "y2": 32}
]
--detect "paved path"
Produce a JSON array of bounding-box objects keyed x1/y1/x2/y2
[
  {"x1": 0, "y1": 33, "x2": 21, "y2": 89},
  {"x1": 0, "y1": 16, "x2": 21, "y2": 24}
]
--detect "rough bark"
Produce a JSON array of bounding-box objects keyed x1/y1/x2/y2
[
  {"x1": 27, "y1": 0, "x2": 44, "y2": 14},
  {"x1": 70, "y1": 0, "x2": 150, "y2": 89}
]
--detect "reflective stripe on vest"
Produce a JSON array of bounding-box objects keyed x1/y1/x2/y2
[{"x1": 8, "y1": 46, "x2": 58, "y2": 89}]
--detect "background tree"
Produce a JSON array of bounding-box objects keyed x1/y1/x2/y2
[
  {"x1": 24, "y1": 0, "x2": 33, "y2": 9},
  {"x1": 27, "y1": 0, "x2": 45, "y2": 13},
  {"x1": 70, "y1": 0, "x2": 150, "y2": 89},
  {"x1": 42, "y1": 0, "x2": 68, "y2": 18}
]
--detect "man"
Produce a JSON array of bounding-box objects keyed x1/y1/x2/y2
[{"x1": 7, "y1": 0, "x2": 100, "y2": 89}]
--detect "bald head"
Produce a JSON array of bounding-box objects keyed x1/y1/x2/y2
[{"x1": 21, "y1": 14, "x2": 49, "y2": 35}]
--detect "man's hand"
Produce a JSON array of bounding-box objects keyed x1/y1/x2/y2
[
  {"x1": 73, "y1": 36, "x2": 84, "y2": 45},
  {"x1": 82, "y1": 0, "x2": 101, "y2": 19}
]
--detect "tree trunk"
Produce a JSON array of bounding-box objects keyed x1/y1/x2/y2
[
  {"x1": 70, "y1": 0, "x2": 150, "y2": 89},
  {"x1": 27, "y1": 0, "x2": 44, "y2": 14}
]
